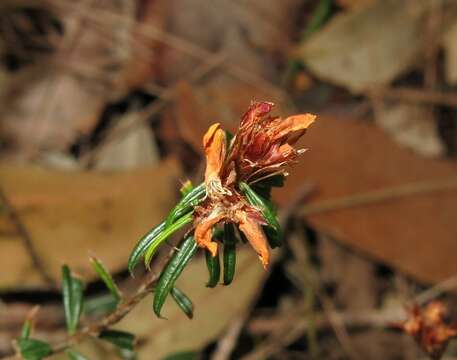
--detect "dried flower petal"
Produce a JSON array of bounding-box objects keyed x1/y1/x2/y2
[
  {"x1": 194, "y1": 207, "x2": 224, "y2": 256},
  {"x1": 203, "y1": 123, "x2": 227, "y2": 198},
  {"x1": 271, "y1": 114, "x2": 316, "y2": 141},
  {"x1": 235, "y1": 210, "x2": 270, "y2": 268}
]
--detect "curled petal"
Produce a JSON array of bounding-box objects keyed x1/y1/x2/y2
[
  {"x1": 194, "y1": 209, "x2": 225, "y2": 257},
  {"x1": 235, "y1": 211, "x2": 270, "y2": 268},
  {"x1": 203, "y1": 123, "x2": 226, "y2": 185},
  {"x1": 272, "y1": 113, "x2": 316, "y2": 141},
  {"x1": 240, "y1": 101, "x2": 274, "y2": 128}
]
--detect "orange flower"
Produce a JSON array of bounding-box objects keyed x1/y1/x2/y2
[{"x1": 194, "y1": 101, "x2": 316, "y2": 268}]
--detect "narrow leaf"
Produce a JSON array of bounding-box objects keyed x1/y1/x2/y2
[
  {"x1": 204, "y1": 249, "x2": 220, "y2": 288},
  {"x1": 90, "y1": 257, "x2": 121, "y2": 302},
  {"x1": 66, "y1": 349, "x2": 89, "y2": 360},
  {"x1": 128, "y1": 189, "x2": 201, "y2": 275},
  {"x1": 84, "y1": 294, "x2": 118, "y2": 316},
  {"x1": 171, "y1": 287, "x2": 194, "y2": 319},
  {"x1": 20, "y1": 319, "x2": 31, "y2": 340},
  {"x1": 239, "y1": 182, "x2": 282, "y2": 248},
  {"x1": 18, "y1": 338, "x2": 52, "y2": 360},
  {"x1": 20, "y1": 306, "x2": 39, "y2": 341},
  {"x1": 153, "y1": 236, "x2": 198, "y2": 318},
  {"x1": 263, "y1": 226, "x2": 282, "y2": 250},
  {"x1": 223, "y1": 224, "x2": 237, "y2": 285},
  {"x1": 62, "y1": 265, "x2": 84, "y2": 335},
  {"x1": 144, "y1": 212, "x2": 194, "y2": 268},
  {"x1": 165, "y1": 183, "x2": 205, "y2": 228},
  {"x1": 99, "y1": 329, "x2": 135, "y2": 351},
  {"x1": 128, "y1": 221, "x2": 166, "y2": 275}
]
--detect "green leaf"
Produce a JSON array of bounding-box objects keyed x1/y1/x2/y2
[
  {"x1": 153, "y1": 236, "x2": 198, "y2": 318},
  {"x1": 84, "y1": 294, "x2": 118, "y2": 316},
  {"x1": 263, "y1": 226, "x2": 282, "y2": 249},
  {"x1": 90, "y1": 257, "x2": 121, "y2": 303},
  {"x1": 204, "y1": 249, "x2": 220, "y2": 288},
  {"x1": 162, "y1": 351, "x2": 200, "y2": 360},
  {"x1": 128, "y1": 221, "x2": 166, "y2": 275},
  {"x1": 239, "y1": 182, "x2": 282, "y2": 248},
  {"x1": 18, "y1": 338, "x2": 52, "y2": 360},
  {"x1": 165, "y1": 183, "x2": 205, "y2": 228},
  {"x1": 223, "y1": 224, "x2": 237, "y2": 285},
  {"x1": 62, "y1": 265, "x2": 84, "y2": 335},
  {"x1": 128, "y1": 184, "x2": 203, "y2": 275},
  {"x1": 20, "y1": 319, "x2": 31, "y2": 340},
  {"x1": 99, "y1": 330, "x2": 135, "y2": 351},
  {"x1": 171, "y1": 287, "x2": 194, "y2": 319},
  {"x1": 66, "y1": 349, "x2": 89, "y2": 360},
  {"x1": 144, "y1": 212, "x2": 194, "y2": 268}
]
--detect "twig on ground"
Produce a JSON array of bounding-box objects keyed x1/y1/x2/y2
[
  {"x1": 301, "y1": 177, "x2": 457, "y2": 216},
  {"x1": 0, "y1": 187, "x2": 55, "y2": 287},
  {"x1": 240, "y1": 306, "x2": 312, "y2": 360},
  {"x1": 320, "y1": 294, "x2": 362, "y2": 360},
  {"x1": 370, "y1": 87, "x2": 457, "y2": 108},
  {"x1": 415, "y1": 275, "x2": 457, "y2": 305},
  {"x1": 211, "y1": 315, "x2": 247, "y2": 360},
  {"x1": 247, "y1": 305, "x2": 404, "y2": 336}
]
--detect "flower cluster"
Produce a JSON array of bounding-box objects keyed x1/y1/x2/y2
[{"x1": 194, "y1": 101, "x2": 315, "y2": 268}]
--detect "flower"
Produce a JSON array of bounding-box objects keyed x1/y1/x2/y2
[
  {"x1": 193, "y1": 101, "x2": 316, "y2": 268},
  {"x1": 399, "y1": 301, "x2": 457, "y2": 359}
]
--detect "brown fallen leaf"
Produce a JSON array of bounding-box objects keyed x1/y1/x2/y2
[
  {"x1": 274, "y1": 116, "x2": 457, "y2": 284},
  {"x1": 0, "y1": 158, "x2": 180, "y2": 288},
  {"x1": 299, "y1": 0, "x2": 431, "y2": 93}
]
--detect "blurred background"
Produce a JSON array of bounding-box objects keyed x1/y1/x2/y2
[{"x1": 1, "y1": 0, "x2": 457, "y2": 359}]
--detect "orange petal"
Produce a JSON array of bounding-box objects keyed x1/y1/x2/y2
[
  {"x1": 194, "y1": 210, "x2": 225, "y2": 257},
  {"x1": 273, "y1": 113, "x2": 316, "y2": 141},
  {"x1": 236, "y1": 211, "x2": 270, "y2": 269},
  {"x1": 203, "y1": 123, "x2": 221, "y2": 148},
  {"x1": 203, "y1": 123, "x2": 226, "y2": 184}
]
